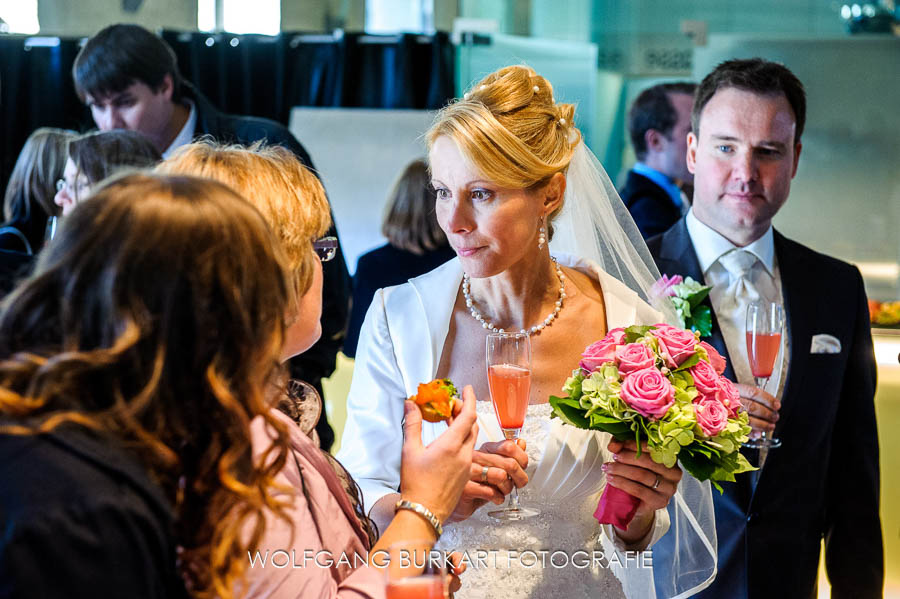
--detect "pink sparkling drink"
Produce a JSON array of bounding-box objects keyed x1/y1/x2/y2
[
  {"x1": 746, "y1": 332, "x2": 781, "y2": 378},
  {"x1": 385, "y1": 576, "x2": 445, "y2": 599},
  {"x1": 488, "y1": 363, "x2": 531, "y2": 431}
]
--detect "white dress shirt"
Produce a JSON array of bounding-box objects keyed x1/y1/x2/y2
[
  {"x1": 685, "y1": 209, "x2": 789, "y2": 400},
  {"x1": 162, "y1": 100, "x2": 197, "y2": 159}
]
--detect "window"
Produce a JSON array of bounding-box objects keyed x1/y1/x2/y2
[
  {"x1": 366, "y1": 0, "x2": 434, "y2": 33},
  {"x1": 0, "y1": 0, "x2": 39, "y2": 34},
  {"x1": 197, "y1": 0, "x2": 280, "y2": 35}
]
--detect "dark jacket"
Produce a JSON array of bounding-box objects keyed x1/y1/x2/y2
[
  {"x1": 0, "y1": 205, "x2": 49, "y2": 255},
  {"x1": 0, "y1": 427, "x2": 185, "y2": 599},
  {"x1": 182, "y1": 83, "x2": 351, "y2": 451},
  {"x1": 183, "y1": 82, "x2": 315, "y2": 169},
  {"x1": 647, "y1": 218, "x2": 883, "y2": 599},
  {"x1": 345, "y1": 243, "x2": 456, "y2": 358},
  {"x1": 619, "y1": 169, "x2": 682, "y2": 240},
  {"x1": 0, "y1": 249, "x2": 33, "y2": 299}
]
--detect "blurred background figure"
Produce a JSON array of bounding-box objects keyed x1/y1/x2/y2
[
  {"x1": 54, "y1": 129, "x2": 162, "y2": 216},
  {"x1": 1, "y1": 128, "x2": 74, "y2": 254},
  {"x1": 620, "y1": 82, "x2": 696, "y2": 239},
  {"x1": 344, "y1": 158, "x2": 455, "y2": 358},
  {"x1": 70, "y1": 26, "x2": 354, "y2": 435}
]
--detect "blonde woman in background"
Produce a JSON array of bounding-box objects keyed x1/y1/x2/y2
[
  {"x1": 345, "y1": 159, "x2": 456, "y2": 357},
  {"x1": 338, "y1": 66, "x2": 718, "y2": 598}
]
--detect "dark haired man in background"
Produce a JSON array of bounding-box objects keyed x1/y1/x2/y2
[
  {"x1": 72, "y1": 23, "x2": 350, "y2": 451},
  {"x1": 72, "y1": 23, "x2": 309, "y2": 162},
  {"x1": 648, "y1": 58, "x2": 882, "y2": 598},
  {"x1": 620, "y1": 82, "x2": 696, "y2": 239}
]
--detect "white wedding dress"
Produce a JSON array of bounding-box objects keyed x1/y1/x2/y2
[
  {"x1": 437, "y1": 401, "x2": 650, "y2": 599},
  {"x1": 339, "y1": 256, "x2": 675, "y2": 599}
]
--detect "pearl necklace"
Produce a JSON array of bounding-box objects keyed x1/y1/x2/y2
[{"x1": 462, "y1": 256, "x2": 567, "y2": 336}]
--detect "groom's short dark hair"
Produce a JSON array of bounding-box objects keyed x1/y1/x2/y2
[
  {"x1": 73, "y1": 24, "x2": 183, "y2": 102},
  {"x1": 693, "y1": 58, "x2": 806, "y2": 144}
]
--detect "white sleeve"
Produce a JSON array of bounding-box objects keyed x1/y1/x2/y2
[{"x1": 335, "y1": 288, "x2": 408, "y2": 515}]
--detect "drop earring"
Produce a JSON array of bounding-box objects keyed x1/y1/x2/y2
[{"x1": 537, "y1": 218, "x2": 547, "y2": 249}]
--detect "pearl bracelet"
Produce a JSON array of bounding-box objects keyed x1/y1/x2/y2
[{"x1": 395, "y1": 499, "x2": 443, "y2": 537}]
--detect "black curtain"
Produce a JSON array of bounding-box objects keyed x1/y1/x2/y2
[
  {"x1": 1, "y1": 30, "x2": 456, "y2": 192},
  {"x1": 0, "y1": 36, "x2": 91, "y2": 197}
]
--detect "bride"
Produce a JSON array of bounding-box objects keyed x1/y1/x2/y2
[{"x1": 337, "y1": 66, "x2": 716, "y2": 598}]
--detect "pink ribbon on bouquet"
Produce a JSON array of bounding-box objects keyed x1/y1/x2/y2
[{"x1": 593, "y1": 486, "x2": 640, "y2": 530}]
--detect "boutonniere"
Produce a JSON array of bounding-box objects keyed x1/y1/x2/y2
[{"x1": 652, "y1": 275, "x2": 712, "y2": 337}]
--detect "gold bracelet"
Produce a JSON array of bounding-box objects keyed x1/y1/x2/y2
[{"x1": 394, "y1": 499, "x2": 443, "y2": 537}]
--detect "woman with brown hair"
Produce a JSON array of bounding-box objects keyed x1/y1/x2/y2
[
  {"x1": 53, "y1": 129, "x2": 161, "y2": 216},
  {"x1": 158, "y1": 142, "x2": 478, "y2": 597},
  {"x1": 1, "y1": 128, "x2": 74, "y2": 254},
  {"x1": 0, "y1": 173, "x2": 294, "y2": 598},
  {"x1": 345, "y1": 159, "x2": 456, "y2": 357}
]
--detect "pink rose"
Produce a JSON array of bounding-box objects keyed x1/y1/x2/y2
[
  {"x1": 615, "y1": 343, "x2": 656, "y2": 375},
  {"x1": 694, "y1": 396, "x2": 729, "y2": 437},
  {"x1": 620, "y1": 367, "x2": 675, "y2": 420},
  {"x1": 699, "y1": 341, "x2": 726, "y2": 375},
  {"x1": 606, "y1": 328, "x2": 627, "y2": 344},
  {"x1": 689, "y1": 359, "x2": 719, "y2": 395},
  {"x1": 651, "y1": 274, "x2": 683, "y2": 298},
  {"x1": 580, "y1": 328, "x2": 626, "y2": 372},
  {"x1": 651, "y1": 324, "x2": 698, "y2": 368},
  {"x1": 714, "y1": 376, "x2": 742, "y2": 418}
]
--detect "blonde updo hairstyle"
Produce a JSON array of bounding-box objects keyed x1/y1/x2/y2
[{"x1": 426, "y1": 65, "x2": 582, "y2": 238}]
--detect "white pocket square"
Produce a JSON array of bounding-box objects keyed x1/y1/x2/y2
[{"x1": 810, "y1": 334, "x2": 841, "y2": 354}]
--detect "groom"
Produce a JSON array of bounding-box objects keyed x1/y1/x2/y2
[{"x1": 647, "y1": 58, "x2": 882, "y2": 598}]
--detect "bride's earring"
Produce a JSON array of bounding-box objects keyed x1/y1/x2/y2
[{"x1": 537, "y1": 218, "x2": 547, "y2": 250}]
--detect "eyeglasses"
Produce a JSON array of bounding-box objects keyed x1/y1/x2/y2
[
  {"x1": 313, "y1": 236, "x2": 338, "y2": 262},
  {"x1": 56, "y1": 177, "x2": 90, "y2": 201}
]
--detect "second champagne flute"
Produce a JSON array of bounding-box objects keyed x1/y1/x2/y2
[
  {"x1": 485, "y1": 332, "x2": 539, "y2": 520},
  {"x1": 744, "y1": 300, "x2": 785, "y2": 449}
]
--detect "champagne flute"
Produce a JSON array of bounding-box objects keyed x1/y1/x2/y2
[
  {"x1": 383, "y1": 541, "x2": 448, "y2": 599},
  {"x1": 485, "y1": 332, "x2": 539, "y2": 520},
  {"x1": 744, "y1": 300, "x2": 785, "y2": 449}
]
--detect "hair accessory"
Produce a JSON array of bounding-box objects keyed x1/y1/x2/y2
[
  {"x1": 464, "y1": 92, "x2": 471, "y2": 100},
  {"x1": 395, "y1": 499, "x2": 443, "y2": 537},
  {"x1": 559, "y1": 118, "x2": 567, "y2": 126},
  {"x1": 463, "y1": 256, "x2": 566, "y2": 337},
  {"x1": 480, "y1": 85, "x2": 487, "y2": 91},
  {"x1": 537, "y1": 218, "x2": 547, "y2": 250},
  {"x1": 533, "y1": 85, "x2": 540, "y2": 93}
]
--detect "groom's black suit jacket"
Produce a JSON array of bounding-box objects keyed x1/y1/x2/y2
[{"x1": 646, "y1": 218, "x2": 882, "y2": 599}]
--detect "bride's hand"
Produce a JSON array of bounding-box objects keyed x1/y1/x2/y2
[
  {"x1": 446, "y1": 438, "x2": 529, "y2": 522},
  {"x1": 603, "y1": 438, "x2": 682, "y2": 542}
]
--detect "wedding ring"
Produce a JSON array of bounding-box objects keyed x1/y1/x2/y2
[
  {"x1": 652, "y1": 474, "x2": 661, "y2": 490},
  {"x1": 480, "y1": 465, "x2": 489, "y2": 483}
]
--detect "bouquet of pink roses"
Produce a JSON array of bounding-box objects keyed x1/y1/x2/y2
[{"x1": 549, "y1": 324, "x2": 754, "y2": 530}]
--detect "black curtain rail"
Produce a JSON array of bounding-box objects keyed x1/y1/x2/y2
[{"x1": 0, "y1": 30, "x2": 456, "y2": 193}]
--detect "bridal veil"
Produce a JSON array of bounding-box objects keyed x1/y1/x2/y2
[{"x1": 550, "y1": 141, "x2": 717, "y2": 598}]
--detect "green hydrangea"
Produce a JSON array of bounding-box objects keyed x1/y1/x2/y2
[
  {"x1": 673, "y1": 276, "x2": 707, "y2": 299},
  {"x1": 549, "y1": 327, "x2": 758, "y2": 491}
]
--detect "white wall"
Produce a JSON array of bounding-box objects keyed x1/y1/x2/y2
[
  {"x1": 289, "y1": 107, "x2": 436, "y2": 274},
  {"x1": 38, "y1": 0, "x2": 197, "y2": 36}
]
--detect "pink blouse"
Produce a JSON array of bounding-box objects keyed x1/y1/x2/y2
[{"x1": 243, "y1": 409, "x2": 386, "y2": 598}]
